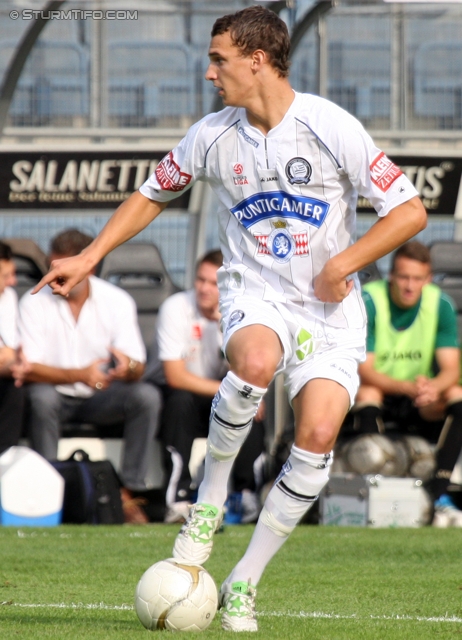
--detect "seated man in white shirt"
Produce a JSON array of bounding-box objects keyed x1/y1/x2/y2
[
  {"x1": 15, "y1": 229, "x2": 161, "y2": 523},
  {"x1": 0, "y1": 240, "x2": 25, "y2": 454}
]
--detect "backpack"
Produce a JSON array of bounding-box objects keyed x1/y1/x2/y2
[{"x1": 52, "y1": 449, "x2": 124, "y2": 524}]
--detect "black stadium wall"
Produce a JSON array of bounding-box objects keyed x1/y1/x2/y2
[{"x1": 0, "y1": 150, "x2": 460, "y2": 218}]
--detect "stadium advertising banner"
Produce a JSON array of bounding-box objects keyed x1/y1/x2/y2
[
  {"x1": 0, "y1": 151, "x2": 191, "y2": 210},
  {"x1": 0, "y1": 151, "x2": 460, "y2": 215}
]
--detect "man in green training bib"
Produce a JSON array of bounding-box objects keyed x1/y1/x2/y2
[{"x1": 354, "y1": 241, "x2": 462, "y2": 527}]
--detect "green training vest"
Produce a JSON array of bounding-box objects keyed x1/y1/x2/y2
[{"x1": 363, "y1": 280, "x2": 440, "y2": 381}]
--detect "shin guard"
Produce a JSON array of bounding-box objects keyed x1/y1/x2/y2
[
  {"x1": 261, "y1": 445, "x2": 333, "y2": 536},
  {"x1": 208, "y1": 371, "x2": 266, "y2": 462}
]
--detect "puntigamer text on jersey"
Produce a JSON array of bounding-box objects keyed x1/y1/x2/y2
[{"x1": 230, "y1": 191, "x2": 330, "y2": 229}]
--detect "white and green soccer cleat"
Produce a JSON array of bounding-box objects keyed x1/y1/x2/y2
[
  {"x1": 219, "y1": 580, "x2": 258, "y2": 632},
  {"x1": 172, "y1": 503, "x2": 223, "y2": 565}
]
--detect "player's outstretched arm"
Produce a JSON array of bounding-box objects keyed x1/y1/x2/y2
[
  {"x1": 315, "y1": 196, "x2": 427, "y2": 302},
  {"x1": 33, "y1": 192, "x2": 167, "y2": 297}
]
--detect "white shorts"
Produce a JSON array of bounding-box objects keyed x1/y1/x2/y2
[{"x1": 221, "y1": 296, "x2": 366, "y2": 407}]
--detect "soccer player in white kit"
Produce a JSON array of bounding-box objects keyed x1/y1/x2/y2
[{"x1": 36, "y1": 6, "x2": 427, "y2": 632}]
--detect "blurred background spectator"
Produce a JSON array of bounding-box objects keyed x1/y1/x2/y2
[
  {"x1": 352, "y1": 241, "x2": 462, "y2": 527},
  {"x1": 14, "y1": 228, "x2": 162, "y2": 524}
]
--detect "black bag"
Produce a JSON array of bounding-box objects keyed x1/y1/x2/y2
[{"x1": 52, "y1": 449, "x2": 124, "y2": 524}]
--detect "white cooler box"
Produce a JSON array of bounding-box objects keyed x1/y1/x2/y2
[
  {"x1": 319, "y1": 473, "x2": 431, "y2": 528},
  {"x1": 0, "y1": 447, "x2": 64, "y2": 526}
]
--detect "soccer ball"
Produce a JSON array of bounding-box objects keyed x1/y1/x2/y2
[
  {"x1": 344, "y1": 434, "x2": 403, "y2": 476},
  {"x1": 402, "y1": 435, "x2": 436, "y2": 481},
  {"x1": 134, "y1": 558, "x2": 218, "y2": 631}
]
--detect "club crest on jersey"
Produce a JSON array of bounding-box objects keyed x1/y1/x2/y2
[
  {"x1": 230, "y1": 191, "x2": 329, "y2": 229},
  {"x1": 285, "y1": 157, "x2": 312, "y2": 185},
  {"x1": 228, "y1": 309, "x2": 245, "y2": 329},
  {"x1": 155, "y1": 151, "x2": 192, "y2": 192},
  {"x1": 267, "y1": 228, "x2": 295, "y2": 263},
  {"x1": 255, "y1": 221, "x2": 308, "y2": 259}
]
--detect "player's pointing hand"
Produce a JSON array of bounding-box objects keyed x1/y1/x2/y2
[{"x1": 32, "y1": 253, "x2": 93, "y2": 297}]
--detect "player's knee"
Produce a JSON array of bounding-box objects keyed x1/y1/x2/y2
[
  {"x1": 231, "y1": 352, "x2": 277, "y2": 388},
  {"x1": 297, "y1": 423, "x2": 339, "y2": 452}
]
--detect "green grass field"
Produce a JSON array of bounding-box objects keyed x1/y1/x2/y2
[{"x1": 0, "y1": 523, "x2": 461, "y2": 639}]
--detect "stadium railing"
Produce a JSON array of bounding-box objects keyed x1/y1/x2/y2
[
  {"x1": 414, "y1": 42, "x2": 462, "y2": 120},
  {"x1": 4, "y1": 41, "x2": 90, "y2": 124},
  {"x1": 108, "y1": 42, "x2": 196, "y2": 124}
]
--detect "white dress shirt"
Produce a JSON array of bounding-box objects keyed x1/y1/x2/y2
[{"x1": 20, "y1": 276, "x2": 146, "y2": 397}]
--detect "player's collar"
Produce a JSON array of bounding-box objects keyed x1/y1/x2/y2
[{"x1": 241, "y1": 90, "x2": 300, "y2": 138}]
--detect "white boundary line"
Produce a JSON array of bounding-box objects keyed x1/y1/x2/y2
[
  {"x1": 260, "y1": 611, "x2": 462, "y2": 623},
  {"x1": 1, "y1": 602, "x2": 461, "y2": 623}
]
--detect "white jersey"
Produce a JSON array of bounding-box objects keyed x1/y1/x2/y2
[{"x1": 140, "y1": 91, "x2": 418, "y2": 330}]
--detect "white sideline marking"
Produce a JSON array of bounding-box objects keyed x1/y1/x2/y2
[
  {"x1": 261, "y1": 611, "x2": 462, "y2": 623},
  {"x1": 1, "y1": 602, "x2": 462, "y2": 623},
  {"x1": 1, "y1": 602, "x2": 133, "y2": 611}
]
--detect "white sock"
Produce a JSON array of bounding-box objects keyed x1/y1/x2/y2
[
  {"x1": 197, "y1": 371, "x2": 266, "y2": 508},
  {"x1": 197, "y1": 452, "x2": 235, "y2": 507},
  {"x1": 227, "y1": 446, "x2": 333, "y2": 586},
  {"x1": 227, "y1": 518, "x2": 288, "y2": 587}
]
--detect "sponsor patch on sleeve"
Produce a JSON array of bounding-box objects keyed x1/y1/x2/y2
[
  {"x1": 191, "y1": 323, "x2": 202, "y2": 340},
  {"x1": 155, "y1": 151, "x2": 192, "y2": 192},
  {"x1": 369, "y1": 152, "x2": 402, "y2": 192}
]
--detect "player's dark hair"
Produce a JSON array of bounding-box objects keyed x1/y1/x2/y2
[
  {"x1": 212, "y1": 6, "x2": 291, "y2": 78},
  {"x1": 50, "y1": 228, "x2": 94, "y2": 257},
  {"x1": 196, "y1": 249, "x2": 223, "y2": 271},
  {"x1": 0, "y1": 241, "x2": 13, "y2": 262},
  {"x1": 391, "y1": 241, "x2": 431, "y2": 272}
]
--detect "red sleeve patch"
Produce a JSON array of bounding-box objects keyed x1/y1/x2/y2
[
  {"x1": 191, "y1": 324, "x2": 202, "y2": 340},
  {"x1": 369, "y1": 152, "x2": 403, "y2": 192},
  {"x1": 155, "y1": 151, "x2": 192, "y2": 192}
]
